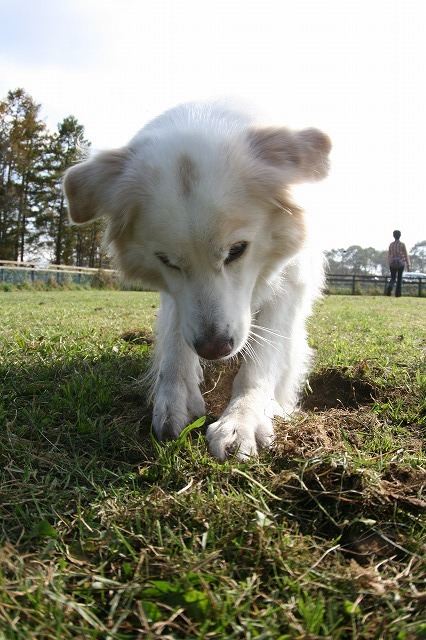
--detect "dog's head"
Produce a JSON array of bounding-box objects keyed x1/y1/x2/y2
[{"x1": 64, "y1": 105, "x2": 331, "y2": 360}]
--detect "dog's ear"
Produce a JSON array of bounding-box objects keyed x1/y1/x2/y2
[
  {"x1": 63, "y1": 149, "x2": 129, "y2": 224},
  {"x1": 295, "y1": 128, "x2": 332, "y2": 181},
  {"x1": 248, "y1": 126, "x2": 331, "y2": 183}
]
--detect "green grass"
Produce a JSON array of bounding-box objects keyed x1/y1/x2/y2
[{"x1": 0, "y1": 291, "x2": 425, "y2": 639}]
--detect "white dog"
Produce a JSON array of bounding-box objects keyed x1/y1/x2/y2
[{"x1": 64, "y1": 101, "x2": 331, "y2": 460}]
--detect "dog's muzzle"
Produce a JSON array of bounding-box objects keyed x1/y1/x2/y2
[{"x1": 193, "y1": 334, "x2": 234, "y2": 360}]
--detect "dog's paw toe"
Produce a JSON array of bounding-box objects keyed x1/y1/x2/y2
[
  {"x1": 206, "y1": 402, "x2": 277, "y2": 460},
  {"x1": 207, "y1": 422, "x2": 258, "y2": 461},
  {"x1": 255, "y1": 423, "x2": 275, "y2": 450},
  {"x1": 152, "y1": 386, "x2": 205, "y2": 441},
  {"x1": 187, "y1": 391, "x2": 206, "y2": 423}
]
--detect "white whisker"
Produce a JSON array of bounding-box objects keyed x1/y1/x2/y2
[
  {"x1": 251, "y1": 323, "x2": 290, "y2": 340},
  {"x1": 249, "y1": 330, "x2": 278, "y2": 350},
  {"x1": 259, "y1": 274, "x2": 281, "y2": 295},
  {"x1": 241, "y1": 341, "x2": 260, "y2": 366},
  {"x1": 248, "y1": 332, "x2": 267, "y2": 346}
]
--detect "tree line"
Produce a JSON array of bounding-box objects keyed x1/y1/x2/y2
[
  {"x1": 0, "y1": 88, "x2": 106, "y2": 267},
  {"x1": 1, "y1": 88, "x2": 425, "y2": 273},
  {"x1": 325, "y1": 243, "x2": 426, "y2": 275}
]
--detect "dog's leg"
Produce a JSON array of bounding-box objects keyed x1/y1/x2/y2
[
  {"x1": 152, "y1": 294, "x2": 205, "y2": 440},
  {"x1": 207, "y1": 278, "x2": 313, "y2": 460}
]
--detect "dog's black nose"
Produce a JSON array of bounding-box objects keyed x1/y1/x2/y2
[{"x1": 193, "y1": 336, "x2": 234, "y2": 360}]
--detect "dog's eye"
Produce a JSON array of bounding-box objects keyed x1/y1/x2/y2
[
  {"x1": 156, "y1": 253, "x2": 181, "y2": 270},
  {"x1": 225, "y1": 242, "x2": 248, "y2": 265}
]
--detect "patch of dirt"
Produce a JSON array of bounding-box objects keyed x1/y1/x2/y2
[
  {"x1": 381, "y1": 463, "x2": 426, "y2": 512},
  {"x1": 302, "y1": 368, "x2": 376, "y2": 411},
  {"x1": 383, "y1": 463, "x2": 426, "y2": 489},
  {"x1": 273, "y1": 412, "x2": 348, "y2": 458},
  {"x1": 201, "y1": 358, "x2": 241, "y2": 418},
  {"x1": 121, "y1": 329, "x2": 154, "y2": 345},
  {"x1": 201, "y1": 362, "x2": 376, "y2": 421},
  {"x1": 339, "y1": 520, "x2": 403, "y2": 562},
  {"x1": 270, "y1": 415, "x2": 426, "y2": 555},
  {"x1": 274, "y1": 406, "x2": 380, "y2": 458}
]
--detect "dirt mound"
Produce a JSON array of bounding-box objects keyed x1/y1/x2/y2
[{"x1": 273, "y1": 406, "x2": 377, "y2": 458}]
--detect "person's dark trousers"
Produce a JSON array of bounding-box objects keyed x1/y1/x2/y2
[{"x1": 387, "y1": 266, "x2": 404, "y2": 296}]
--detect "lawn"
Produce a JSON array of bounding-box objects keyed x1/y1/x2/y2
[{"x1": 0, "y1": 291, "x2": 425, "y2": 639}]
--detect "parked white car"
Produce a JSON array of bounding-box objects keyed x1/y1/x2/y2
[{"x1": 403, "y1": 271, "x2": 426, "y2": 280}]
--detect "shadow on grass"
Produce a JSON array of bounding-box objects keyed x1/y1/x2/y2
[
  {"x1": 1, "y1": 352, "x2": 424, "y2": 556},
  {"x1": 0, "y1": 350, "x2": 155, "y2": 536}
]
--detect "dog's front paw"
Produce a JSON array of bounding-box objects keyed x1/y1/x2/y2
[
  {"x1": 206, "y1": 405, "x2": 275, "y2": 461},
  {"x1": 152, "y1": 383, "x2": 205, "y2": 441}
]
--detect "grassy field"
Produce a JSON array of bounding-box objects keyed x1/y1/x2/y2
[{"x1": 0, "y1": 291, "x2": 425, "y2": 639}]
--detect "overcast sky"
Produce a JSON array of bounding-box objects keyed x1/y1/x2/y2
[{"x1": 1, "y1": 0, "x2": 425, "y2": 251}]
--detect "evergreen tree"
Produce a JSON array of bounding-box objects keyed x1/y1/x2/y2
[
  {"x1": 37, "y1": 115, "x2": 90, "y2": 264},
  {"x1": 37, "y1": 115, "x2": 106, "y2": 267},
  {"x1": 0, "y1": 89, "x2": 48, "y2": 261},
  {"x1": 0, "y1": 89, "x2": 105, "y2": 267}
]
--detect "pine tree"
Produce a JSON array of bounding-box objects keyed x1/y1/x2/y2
[
  {"x1": 0, "y1": 89, "x2": 48, "y2": 261},
  {"x1": 37, "y1": 115, "x2": 91, "y2": 264},
  {"x1": 0, "y1": 90, "x2": 106, "y2": 267},
  {"x1": 38, "y1": 115, "x2": 107, "y2": 268}
]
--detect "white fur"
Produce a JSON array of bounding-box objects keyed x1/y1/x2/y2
[{"x1": 64, "y1": 101, "x2": 331, "y2": 460}]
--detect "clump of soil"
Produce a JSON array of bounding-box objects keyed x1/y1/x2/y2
[
  {"x1": 273, "y1": 406, "x2": 378, "y2": 458},
  {"x1": 274, "y1": 412, "x2": 347, "y2": 458},
  {"x1": 381, "y1": 463, "x2": 426, "y2": 512}
]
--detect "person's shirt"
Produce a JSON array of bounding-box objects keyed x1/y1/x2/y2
[{"x1": 388, "y1": 240, "x2": 411, "y2": 269}]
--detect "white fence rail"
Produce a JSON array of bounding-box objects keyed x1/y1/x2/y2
[
  {"x1": 0, "y1": 260, "x2": 117, "y2": 287},
  {"x1": 0, "y1": 260, "x2": 114, "y2": 273},
  {"x1": 326, "y1": 273, "x2": 425, "y2": 297},
  {"x1": 0, "y1": 261, "x2": 425, "y2": 295}
]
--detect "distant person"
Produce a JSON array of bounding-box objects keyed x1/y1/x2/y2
[{"x1": 386, "y1": 230, "x2": 411, "y2": 297}]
